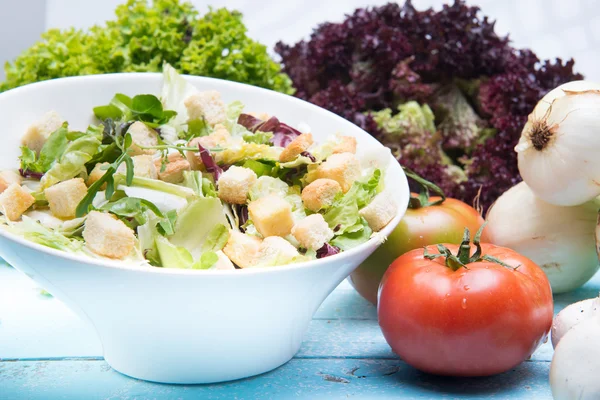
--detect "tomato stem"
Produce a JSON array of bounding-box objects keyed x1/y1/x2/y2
[
  {"x1": 403, "y1": 167, "x2": 446, "y2": 209},
  {"x1": 423, "y1": 223, "x2": 519, "y2": 271}
]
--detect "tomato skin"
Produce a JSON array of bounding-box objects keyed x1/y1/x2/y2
[
  {"x1": 349, "y1": 196, "x2": 487, "y2": 304},
  {"x1": 377, "y1": 244, "x2": 553, "y2": 377}
]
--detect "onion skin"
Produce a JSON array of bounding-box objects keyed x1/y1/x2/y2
[
  {"x1": 550, "y1": 314, "x2": 600, "y2": 400},
  {"x1": 516, "y1": 80, "x2": 600, "y2": 206},
  {"x1": 484, "y1": 182, "x2": 600, "y2": 293}
]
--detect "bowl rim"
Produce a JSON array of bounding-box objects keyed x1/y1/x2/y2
[{"x1": 0, "y1": 72, "x2": 409, "y2": 276}]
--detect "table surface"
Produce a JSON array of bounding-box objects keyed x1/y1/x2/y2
[{"x1": 1, "y1": 263, "x2": 596, "y2": 400}]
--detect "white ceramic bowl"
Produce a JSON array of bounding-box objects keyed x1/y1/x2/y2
[{"x1": 0, "y1": 74, "x2": 409, "y2": 384}]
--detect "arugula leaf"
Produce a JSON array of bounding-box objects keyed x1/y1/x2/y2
[
  {"x1": 131, "y1": 94, "x2": 164, "y2": 119},
  {"x1": 184, "y1": 118, "x2": 211, "y2": 140},
  {"x1": 85, "y1": 143, "x2": 121, "y2": 172},
  {"x1": 157, "y1": 209, "x2": 178, "y2": 236},
  {"x1": 93, "y1": 104, "x2": 123, "y2": 120},
  {"x1": 20, "y1": 123, "x2": 69, "y2": 174},
  {"x1": 100, "y1": 197, "x2": 164, "y2": 226},
  {"x1": 94, "y1": 93, "x2": 177, "y2": 126}
]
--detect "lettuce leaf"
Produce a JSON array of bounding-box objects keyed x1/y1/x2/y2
[
  {"x1": 330, "y1": 218, "x2": 372, "y2": 250},
  {"x1": 20, "y1": 123, "x2": 69, "y2": 174},
  {"x1": 160, "y1": 63, "x2": 200, "y2": 136},
  {"x1": 182, "y1": 170, "x2": 217, "y2": 197},
  {"x1": 40, "y1": 133, "x2": 102, "y2": 189},
  {"x1": 248, "y1": 176, "x2": 289, "y2": 201},
  {"x1": 215, "y1": 142, "x2": 282, "y2": 165}
]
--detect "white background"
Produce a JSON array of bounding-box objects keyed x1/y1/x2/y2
[{"x1": 1, "y1": 0, "x2": 599, "y2": 81}]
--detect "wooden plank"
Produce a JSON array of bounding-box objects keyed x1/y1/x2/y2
[{"x1": 0, "y1": 358, "x2": 551, "y2": 400}]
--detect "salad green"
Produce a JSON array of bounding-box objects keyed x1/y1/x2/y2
[{"x1": 0, "y1": 66, "x2": 396, "y2": 270}]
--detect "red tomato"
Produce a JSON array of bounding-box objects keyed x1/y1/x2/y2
[
  {"x1": 378, "y1": 243, "x2": 553, "y2": 377},
  {"x1": 349, "y1": 194, "x2": 487, "y2": 304}
]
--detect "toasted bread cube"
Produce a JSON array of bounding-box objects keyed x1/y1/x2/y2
[
  {"x1": 222, "y1": 230, "x2": 262, "y2": 268},
  {"x1": 184, "y1": 91, "x2": 227, "y2": 126},
  {"x1": 82, "y1": 211, "x2": 135, "y2": 259},
  {"x1": 359, "y1": 192, "x2": 397, "y2": 232},
  {"x1": 248, "y1": 194, "x2": 294, "y2": 237},
  {"x1": 126, "y1": 122, "x2": 159, "y2": 156},
  {"x1": 279, "y1": 133, "x2": 314, "y2": 163},
  {"x1": 117, "y1": 155, "x2": 157, "y2": 179},
  {"x1": 333, "y1": 135, "x2": 357, "y2": 154},
  {"x1": 214, "y1": 250, "x2": 235, "y2": 270},
  {"x1": 292, "y1": 214, "x2": 334, "y2": 250},
  {"x1": 186, "y1": 125, "x2": 231, "y2": 170},
  {"x1": 21, "y1": 111, "x2": 65, "y2": 154},
  {"x1": 87, "y1": 162, "x2": 109, "y2": 188},
  {"x1": 154, "y1": 152, "x2": 190, "y2": 183},
  {"x1": 248, "y1": 112, "x2": 270, "y2": 121},
  {"x1": 301, "y1": 178, "x2": 342, "y2": 212},
  {"x1": 0, "y1": 171, "x2": 23, "y2": 194},
  {"x1": 314, "y1": 152, "x2": 360, "y2": 193},
  {"x1": 254, "y1": 236, "x2": 300, "y2": 266},
  {"x1": 217, "y1": 166, "x2": 257, "y2": 204},
  {"x1": 44, "y1": 178, "x2": 88, "y2": 219},
  {"x1": 0, "y1": 184, "x2": 35, "y2": 221}
]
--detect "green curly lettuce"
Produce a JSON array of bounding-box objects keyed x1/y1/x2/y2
[{"x1": 0, "y1": 0, "x2": 293, "y2": 94}]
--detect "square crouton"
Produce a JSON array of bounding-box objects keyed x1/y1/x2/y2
[
  {"x1": 332, "y1": 135, "x2": 357, "y2": 154},
  {"x1": 359, "y1": 191, "x2": 397, "y2": 232},
  {"x1": 117, "y1": 155, "x2": 157, "y2": 179},
  {"x1": 314, "y1": 152, "x2": 361, "y2": 193},
  {"x1": 254, "y1": 236, "x2": 300, "y2": 266},
  {"x1": 184, "y1": 91, "x2": 227, "y2": 126},
  {"x1": 44, "y1": 178, "x2": 88, "y2": 219},
  {"x1": 87, "y1": 162, "x2": 109, "y2": 188},
  {"x1": 21, "y1": 111, "x2": 65, "y2": 154},
  {"x1": 0, "y1": 184, "x2": 35, "y2": 221},
  {"x1": 292, "y1": 214, "x2": 334, "y2": 250},
  {"x1": 222, "y1": 230, "x2": 262, "y2": 268},
  {"x1": 186, "y1": 124, "x2": 231, "y2": 170},
  {"x1": 82, "y1": 211, "x2": 135, "y2": 259},
  {"x1": 0, "y1": 171, "x2": 23, "y2": 194},
  {"x1": 154, "y1": 152, "x2": 190, "y2": 183},
  {"x1": 279, "y1": 133, "x2": 313, "y2": 163},
  {"x1": 126, "y1": 122, "x2": 159, "y2": 156},
  {"x1": 217, "y1": 166, "x2": 257, "y2": 204},
  {"x1": 301, "y1": 178, "x2": 342, "y2": 212},
  {"x1": 248, "y1": 194, "x2": 294, "y2": 237}
]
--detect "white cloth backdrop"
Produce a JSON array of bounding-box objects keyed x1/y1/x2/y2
[{"x1": 1, "y1": 0, "x2": 599, "y2": 80}]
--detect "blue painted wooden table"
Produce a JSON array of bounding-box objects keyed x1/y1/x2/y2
[{"x1": 1, "y1": 262, "x2": 595, "y2": 399}]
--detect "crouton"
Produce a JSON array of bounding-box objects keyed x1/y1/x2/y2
[
  {"x1": 301, "y1": 179, "x2": 342, "y2": 212},
  {"x1": 44, "y1": 178, "x2": 88, "y2": 219},
  {"x1": 184, "y1": 91, "x2": 227, "y2": 126},
  {"x1": 279, "y1": 133, "x2": 314, "y2": 163},
  {"x1": 292, "y1": 214, "x2": 334, "y2": 250},
  {"x1": 248, "y1": 112, "x2": 270, "y2": 121},
  {"x1": 0, "y1": 171, "x2": 23, "y2": 194},
  {"x1": 359, "y1": 191, "x2": 397, "y2": 232},
  {"x1": 126, "y1": 122, "x2": 159, "y2": 156},
  {"x1": 87, "y1": 162, "x2": 109, "y2": 188},
  {"x1": 186, "y1": 124, "x2": 231, "y2": 170},
  {"x1": 217, "y1": 166, "x2": 257, "y2": 204},
  {"x1": 314, "y1": 152, "x2": 360, "y2": 193},
  {"x1": 21, "y1": 111, "x2": 65, "y2": 154},
  {"x1": 214, "y1": 250, "x2": 235, "y2": 270},
  {"x1": 154, "y1": 152, "x2": 190, "y2": 183},
  {"x1": 248, "y1": 194, "x2": 294, "y2": 237},
  {"x1": 117, "y1": 155, "x2": 157, "y2": 179},
  {"x1": 332, "y1": 135, "x2": 357, "y2": 154},
  {"x1": 254, "y1": 236, "x2": 300, "y2": 266},
  {"x1": 82, "y1": 211, "x2": 135, "y2": 259},
  {"x1": 0, "y1": 184, "x2": 35, "y2": 221},
  {"x1": 222, "y1": 230, "x2": 262, "y2": 268}
]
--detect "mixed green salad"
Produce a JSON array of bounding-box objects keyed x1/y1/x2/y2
[{"x1": 0, "y1": 65, "x2": 396, "y2": 270}]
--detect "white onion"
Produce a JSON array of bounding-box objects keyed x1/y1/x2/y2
[
  {"x1": 485, "y1": 182, "x2": 599, "y2": 293},
  {"x1": 515, "y1": 80, "x2": 600, "y2": 206},
  {"x1": 552, "y1": 297, "x2": 600, "y2": 348},
  {"x1": 550, "y1": 309, "x2": 600, "y2": 399}
]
